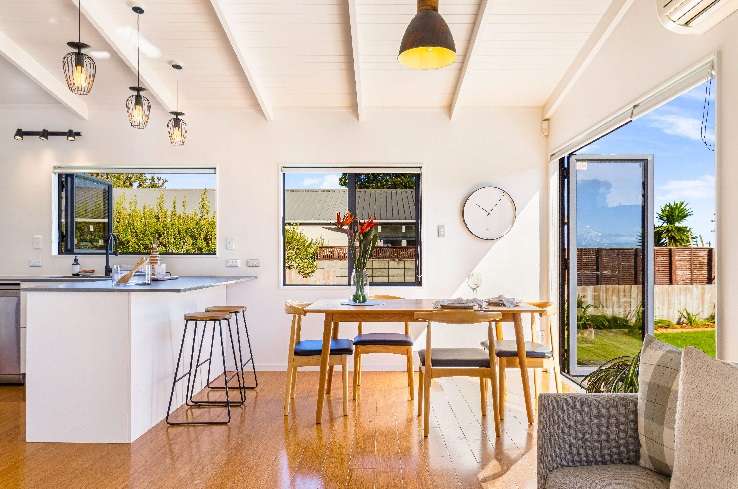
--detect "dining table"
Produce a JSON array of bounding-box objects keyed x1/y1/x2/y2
[{"x1": 304, "y1": 298, "x2": 546, "y2": 425}]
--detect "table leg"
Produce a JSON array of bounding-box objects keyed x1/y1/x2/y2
[
  {"x1": 327, "y1": 321, "x2": 338, "y2": 395},
  {"x1": 316, "y1": 314, "x2": 333, "y2": 424},
  {"x1": 514, "y1": 313, "x2": 534, "y2": 425}
]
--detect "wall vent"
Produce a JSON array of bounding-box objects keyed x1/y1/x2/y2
[{"x1": 658, "y1": 0, "x2": 738, "y2": 33}]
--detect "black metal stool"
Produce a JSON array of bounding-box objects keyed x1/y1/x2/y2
[
  {"x1": 166, "y1": 311, "x2": 244, "y2": 425},
  {"x1": 205, "y1": 305, "x2": 258, "y2": 391}
]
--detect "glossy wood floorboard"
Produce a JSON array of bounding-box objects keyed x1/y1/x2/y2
[{"x1": 0, "y1": 371, "x2": 548, "y2": 488}]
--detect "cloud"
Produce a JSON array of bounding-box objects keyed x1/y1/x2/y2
[
  {"x1": 657, "y1": 174, "x2": 715, "y2": 201},
  {"x1": 301, "y1": 174, "x2": 341, "y2": 189},
  {"x1": 646, "y1": 112, "x2": 714, "y2": 143}
]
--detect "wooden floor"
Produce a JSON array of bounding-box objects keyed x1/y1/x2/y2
[{"x1": 0, "y1": 371, "x2": 549, "y2": 489}]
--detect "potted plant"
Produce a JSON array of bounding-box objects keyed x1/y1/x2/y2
[{"x1": 336, "y1": 211, "x2": 378, "y2": 303}]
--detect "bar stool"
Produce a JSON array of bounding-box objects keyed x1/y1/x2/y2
[
  {"x1": 165, "y1": 311, "x2": 244, "y2": 425},
  {"x1": 204, "y1": 305, "x2": 258, "y2": 391},
  {"x1": 283, "y1": 301, "x2": 353, "y2": 417}
]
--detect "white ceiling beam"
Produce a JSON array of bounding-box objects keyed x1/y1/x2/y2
[
  {"x1": 347, "y1": 0, "x2": 363, "y2": 121},
  {"x1": 0, "y1": 31, "x2": 88, "y2": 120},
  {"x1": 542, "y1": 0, "x2": 635, "y2": 119},
  {"x1": 208, "y1": 0, "x2": 274, "y2": 121},
  {"x1": 449, "y1": 0, "x2": 490, "y2": 120},
  {"x1": 74, "y1": 0, "x2": 176, "y2": 113}
]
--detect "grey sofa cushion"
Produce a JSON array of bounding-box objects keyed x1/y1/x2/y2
[
  {"x1": 638, "y1": 335, "x2": 681, "y2": 476},
  {"x1": 546, "y1": 464, "x2": 670, "y2": 489},
  {"x1": 671, "y1": 347, "x2": 738, "y2": 489}
]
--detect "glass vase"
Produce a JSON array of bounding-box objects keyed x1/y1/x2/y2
[{"x1": 351, "y1": 269, "x2": 369, "y2": 304}]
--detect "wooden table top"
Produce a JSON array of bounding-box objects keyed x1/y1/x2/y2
[{"x1": 304, "y1": 298, "x2": 545, "y2": 314}]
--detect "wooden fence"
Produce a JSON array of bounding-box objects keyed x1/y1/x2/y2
[
  {"x1": 577, "y1": 247, "x2": 714, "y2": 286},
  {"x1": 316, "y1": 246, "x2": 416, "y2": 261}
]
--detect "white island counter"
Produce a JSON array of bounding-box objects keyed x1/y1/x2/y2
[{"x1": 24, "y1": 276, "x2": 255, "y2": 443}]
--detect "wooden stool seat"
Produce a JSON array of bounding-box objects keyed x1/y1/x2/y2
[
  {"x1": 206, "y1": 306, "x2": 247, "y2": 314},
  {"x1": 184, "y1": 311, "x2": 231, "y2": 321}
]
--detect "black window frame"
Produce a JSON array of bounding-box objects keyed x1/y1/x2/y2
[
  {"x1": 282, "y1": 169, "x2": 422, "y2": 287},
  {"x1": 56, "y1": 172, "x2": 218, "y2": 256}
]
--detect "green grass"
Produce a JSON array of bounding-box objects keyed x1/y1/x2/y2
[{"x1": 577, "y1": 328, "x2": 716, "y2": 365}]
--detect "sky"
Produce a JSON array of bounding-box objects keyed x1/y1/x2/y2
[
  {"x1": 151, "y1": 173, "x2": 216, "y2": 189},
  {"x1": 284, "y1": 172, "x2": 342, "y2": 189},
  {"x1": 575, "y1": 80, "x2": 716, "y2": 248}
]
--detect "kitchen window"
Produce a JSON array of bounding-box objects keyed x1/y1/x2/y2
[
  {"x1": 282, "y1": 167, "x2": 422, "y2": 286},
  {"x1": 55, "y1": 168, "x2": 217, "y2": 255}
]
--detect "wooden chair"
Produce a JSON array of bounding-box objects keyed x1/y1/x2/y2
[
  {"x1": 415, "y1": 310, "x2": 503, "y2": 438},
  {"x1": 352, "y1": 294, "x2": 414, "y2": 401},
  {"x1": 483, "y1": 300, "x2": 562, "y2": 419},
  {"x1": 283, "y1": 301, "x2": 353, "y2": 417}
]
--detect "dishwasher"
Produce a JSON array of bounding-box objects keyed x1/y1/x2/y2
[{"x1": 0, "y1": 284, "x2": 22, "y2": 384}]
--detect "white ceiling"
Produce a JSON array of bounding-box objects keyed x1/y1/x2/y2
[{"x1": 0, "y1": 0, "x2": 614, "y2": 117}]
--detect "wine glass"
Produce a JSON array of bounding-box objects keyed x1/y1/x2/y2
[{"x1": 466, "y1": 272, "x2": 482, "y2": 298}]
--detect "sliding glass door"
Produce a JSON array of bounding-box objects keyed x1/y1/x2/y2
[{"x1": 562, "y1": 155, "x2": 654, "y2": 375}]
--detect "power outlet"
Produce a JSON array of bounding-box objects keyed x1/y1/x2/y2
[
  {"x1": 225, "y1": 259, "x2": 241, "y2": 268},
  {"x1": 246, "y1": 258, "x2": 260, "y2": 268},
  {"x1": 29, "y1": 259, "x2": 42, "y2": 268}
]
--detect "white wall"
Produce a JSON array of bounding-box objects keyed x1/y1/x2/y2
[
  {"x1": 547, "y1": 1, "x2": 738, "y2": 360},
  {"x1": 0, "y1": 106, "x2": 546, "y2": 369}
]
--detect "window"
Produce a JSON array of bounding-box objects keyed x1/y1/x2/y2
[
  {"x1": 282, "y1": 168, "x2": 422, "y2": 286},
  {"x1": 56, "y1": 168, "x2": 216, "y2": 255}
]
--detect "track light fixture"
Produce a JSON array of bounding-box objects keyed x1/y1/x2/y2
[{"x1": 12, "y1": 129, "x2": 81, "y2": 142}]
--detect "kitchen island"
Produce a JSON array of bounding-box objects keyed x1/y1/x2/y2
[{"x1": 23, "y1": 276, "x2": 255, "y2": 443}]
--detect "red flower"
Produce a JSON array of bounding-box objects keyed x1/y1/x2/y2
[
  {"x1": 336, "y1": 211, "x2": 354, "y2": 228},
  {"x1": 359, "y1": 218, "x2": 376, "y2": 235}
]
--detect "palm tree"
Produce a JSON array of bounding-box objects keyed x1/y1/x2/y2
[{"x1": 655, "y1": 201, "x2": 694, "y2": 247}]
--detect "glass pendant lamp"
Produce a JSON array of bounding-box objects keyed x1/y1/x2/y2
[
  {"x1": 62, "y1": 0, "x2": 96, "y2": 94},
  {"x1": 125, "y1": 6, "x2": 151, "y2": 129},
  {"x1": 166, "y1": 64, "x2": 187, "y2": 145}
]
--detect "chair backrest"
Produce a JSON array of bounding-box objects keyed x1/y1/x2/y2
[
  {"x1": 284, "y1": 301, "x2": 310, "y2": 316},
  {"x1": 414, "y1": 310, "x2": 502, "y2": 324}
]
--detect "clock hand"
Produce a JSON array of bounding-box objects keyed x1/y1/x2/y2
[
  {"x1": 488, "y1": 196, "x2": 504, "y2": 213},
  {"x1": 474, "y1": 202, "x2": 491, "y2": 215}
]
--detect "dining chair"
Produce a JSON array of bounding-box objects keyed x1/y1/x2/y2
[
  {"x1": 415, "y1": 310, "x2": 503, "y2": 438},
  {"x1": 283, "y1": 301, "x2": 353, "y2": 417},
  {"x1": 351, "y1": 294, "x2": 414, "y2": 401},
  {"x1": 482, "y1": 300, "x2": 561, "y2": 419}
]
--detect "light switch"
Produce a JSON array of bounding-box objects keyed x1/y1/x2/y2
[
  {"x1": 32, "y1": 235, "x2": 42, "y2": 250},
  {"x1": 226, "y1": 259, "x2": 241, "y2": 268},
  {"x1": 437, "y1": 225, "x2": 446, "y2": 238},
  {"x1": 226, "y1": 238, "x2": 236, "y2": 250}
]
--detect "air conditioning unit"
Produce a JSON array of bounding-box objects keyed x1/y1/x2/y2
[{"x1": 658, "y1": 0, "x2": 738, "y2": 34}]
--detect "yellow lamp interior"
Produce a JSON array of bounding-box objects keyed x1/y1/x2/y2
[{"x1": 399, "y1": 46, "x2": 456, "y2": 70}]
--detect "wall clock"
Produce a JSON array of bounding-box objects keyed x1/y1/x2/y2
[{"x1": 462, "y1": 186, "x2": 516, "y2": 240}]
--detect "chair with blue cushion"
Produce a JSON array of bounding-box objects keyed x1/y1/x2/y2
[
  {"x1": 352, "y1": 295, "x2": 415, "y2": 401},
  {"x1": 481, "y1": 300, "x2": 561, "y2": 418},
  {"x1": 283, "y1": 301, "x2": 353, "y2": 417}
]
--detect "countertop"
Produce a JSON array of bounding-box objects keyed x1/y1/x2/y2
[
  {"x1": 0, "y1": 276, "x2": 111, "y2": 283},
  {"x1": 21, "y1": 276, "x2": 256, "y2": 293}
]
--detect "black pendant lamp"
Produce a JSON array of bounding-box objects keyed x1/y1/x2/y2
[
  {"x1": 125, "y1": 6, "x2": 151, "y2": 129},
  {"x1": 398, "y1": 0, "x2": 456, "y2": 70},
  {"x1": 167, "y1": 64, "x2": 187, "y2": 146},
  {"x1": 62, "y1": 0, "x2": 96, "y2": 94}
]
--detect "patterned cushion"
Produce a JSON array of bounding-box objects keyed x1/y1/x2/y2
[
  {"x1": 417, "y1": 348, "x2": 490, "y2": 368},
  {"x1": 354, "y1": 333, "x2": 413, "y2": 346},
  {"x1": 638, "y1": 335, "x2": 681, "y2": 476},
  {"x1": 481, "y1": 339, "x2": 553, "y2": 358},
  {"x1": 293, "y1": 339, "x2": 353, "y2": 356},
  {"x1": 671, "y1": 347, "x2": 738, "y2": 489},
  {"x1": 545, "y1": 464, "x2": 670, "y2": 489}
]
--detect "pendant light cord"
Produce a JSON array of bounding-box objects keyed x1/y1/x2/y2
[
  {"x1": 78, "y1": 0, "x2": 81, "y2": 43},
  {"x1": 136, "y1": 13, "x2": 140, "y2": 87}
]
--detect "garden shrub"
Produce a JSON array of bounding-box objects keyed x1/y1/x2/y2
[{"x1": 284, "y1": 225, "x2": 323, "y2": 278}]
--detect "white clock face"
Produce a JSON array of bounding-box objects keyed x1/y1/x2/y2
[{"x1": 462, "y1": 186, "x2": 516, "y2": 240}]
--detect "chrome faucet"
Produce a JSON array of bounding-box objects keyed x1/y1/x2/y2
[{"x1": 104, "y1": 233, "x2": 118, "y2": 277}]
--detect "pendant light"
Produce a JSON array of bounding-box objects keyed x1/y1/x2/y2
[
  {"x1": 398, "y1": 0, "x2": 456, "y2": 70},
  {"x1": 125, "y1": 6, "x2": 151, "y2": 129},
  {"x1": 62, "y1": 0, "x2": 96, "y2": 94},
  {"x1": 167, "y1": 64, "x2": 187, "y2": 146}
]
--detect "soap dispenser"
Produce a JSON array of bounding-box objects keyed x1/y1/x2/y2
[{"x1": 72, "y1": 256, "x2": 80, "y2": 276}]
